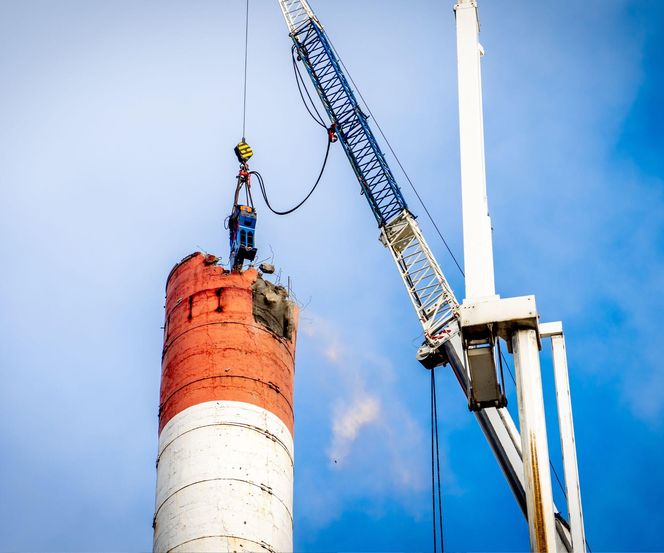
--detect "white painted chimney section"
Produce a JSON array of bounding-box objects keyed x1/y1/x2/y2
[
  {"x1": 154, "y1": 401, "x2": 294, "y2": 553},
  {"x1": 454, "y1": 0, "x2": 496, "y2": 302}
]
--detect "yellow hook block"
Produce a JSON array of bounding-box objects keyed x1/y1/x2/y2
[{"x1": 234, "y1": 141, "x2": 253, "y2": 163}]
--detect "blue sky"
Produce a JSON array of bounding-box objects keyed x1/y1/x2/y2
[{"x1": 1, "y1": 0, "x2": 663, "y2": 551}]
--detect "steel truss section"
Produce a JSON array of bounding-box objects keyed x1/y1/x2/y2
[
  {"x1": 289, "y1": 19, "x2": 408, "y2": 226},
  {"x1": 381, "y1": 211, "x2": 458, "y2": 342},
  {"x1": 277, "y1": 0, "x2": 317, "y2": 35}
]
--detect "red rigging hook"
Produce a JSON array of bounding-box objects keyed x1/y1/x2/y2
[
  {"x1": 327, "y1": 123, "x2": 338, "y2": 143},
  {"x1": 238, "y1": 165, "x2": 251, "y2": 186}
]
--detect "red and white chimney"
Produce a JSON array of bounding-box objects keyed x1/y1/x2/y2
[{"x1": 153, "y1": 253, "x2": 298, "y2": 553}]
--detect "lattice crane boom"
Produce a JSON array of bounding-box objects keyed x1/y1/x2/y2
[{"x1": 280, "y1": 2, "x2": 458, "y2": 343}]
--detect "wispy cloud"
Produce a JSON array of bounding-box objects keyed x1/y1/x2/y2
[
  {"x1": 328, "y1": 394, "x2": 382, "y2": 466},
  {"x1": 297, "y1": 314, "x2": 433, "y2": 525}
]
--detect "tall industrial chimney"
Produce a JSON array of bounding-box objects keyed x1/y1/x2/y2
[{"x1": 153, "y1": 252, "x2": 298, "y2": 552}]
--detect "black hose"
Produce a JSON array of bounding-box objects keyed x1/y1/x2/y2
[
  {"x1": 292, "y1": 46, "x2": 327, "y2": 128},
  {"x1": 251, "y1": 135, "x2": 331, "y2": 216}
]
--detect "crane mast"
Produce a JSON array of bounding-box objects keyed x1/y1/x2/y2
[{"x1": 276, "y1": 1, "x2": 585, "y2": 551}]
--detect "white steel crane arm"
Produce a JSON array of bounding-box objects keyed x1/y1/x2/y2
[{"x1": 381, "y1": 211, "x2": 459, "y2": 342}]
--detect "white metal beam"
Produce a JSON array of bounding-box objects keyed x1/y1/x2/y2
[
  {"x1": 454, "y1": 0, "x2": 496, "y2": 301},
  {"x1": 512, "y1": 329, "x2": 557, "y2": 553},
  {"x1": 541, "y1": 322, "x2": 587, "y2": 552}
]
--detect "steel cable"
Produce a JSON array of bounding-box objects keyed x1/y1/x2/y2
[
  {"x1": 431, "y1": 373, "x2": 438, "y2": 553},
  {"x1": 241, "y1": 0, "x2": 250, "y2": 140},
  {"x1": 292, "y1": 47, "x2": 327, "y2": 127},
  {"x1": 431, "y1": 367, "x2": 445, "y2": 553}
]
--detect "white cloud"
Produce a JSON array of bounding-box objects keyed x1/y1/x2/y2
[
  {"x1": 296, "y1": 313, "x2": 433, "y2": 529},
  {"x1": 328, "y1": 394, "x2": 382, "y2": 466}
]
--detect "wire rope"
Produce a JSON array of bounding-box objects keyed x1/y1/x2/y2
[
  {"x1": 241, "y1": 0, "x2": 250, "y2": 140},
  {"x1": 292, "y1": 47, "x2": 326, "y2": 127},
  {"x1": 248, "y1": 47, "x2": 335, "y2": 218},
  {"x1": 430, "y1": 370, "x2": 438, "y2": 553},
  {"x1": 431, "y1": 367, "x2": 445, "y2": 553}
]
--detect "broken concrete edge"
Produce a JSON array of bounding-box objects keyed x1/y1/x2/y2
[
  {"x1": 165, "y1": 252, "x2": 297, "y2": 341},
  {"x1": 259, "y1": 262, "x2": 276, "y2": 274},
  {"x1": 165, "y1": 252, "x2": 224, "y2": 292},
  {"x1": 252, "y1": 277, "x2": 296, "y2": 341}
]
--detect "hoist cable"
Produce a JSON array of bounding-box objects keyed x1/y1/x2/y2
[
  {"x1": 430, "y1": 374, "x2": 438, "y2": 553},
  {"x1": 241, "y1": 0, "x2": 249, "y2": 140},
  {"x1": 431, "y1": 367, "x2": 445, "y2": 552},
  {"x1": 251, "y1": 135, "x2": 331, "y2": 216},
  {"x1": 329, "y1": 43, "x2": 465, "y2": 277},
  {"x1": 292, "y1": 47, "x2": 326, "y2": 128}
]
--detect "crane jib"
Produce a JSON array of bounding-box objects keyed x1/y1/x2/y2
[{"x1": 290, "y1": 20, "x2": 408, "y2": 227}]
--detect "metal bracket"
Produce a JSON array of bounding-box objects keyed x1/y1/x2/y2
[
  {"x1": 460, "y1": 295, "x2": 540, "y2": 351},
  {"x1": 459, "y1": 295, "x2": 539, "y2": 411}
]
